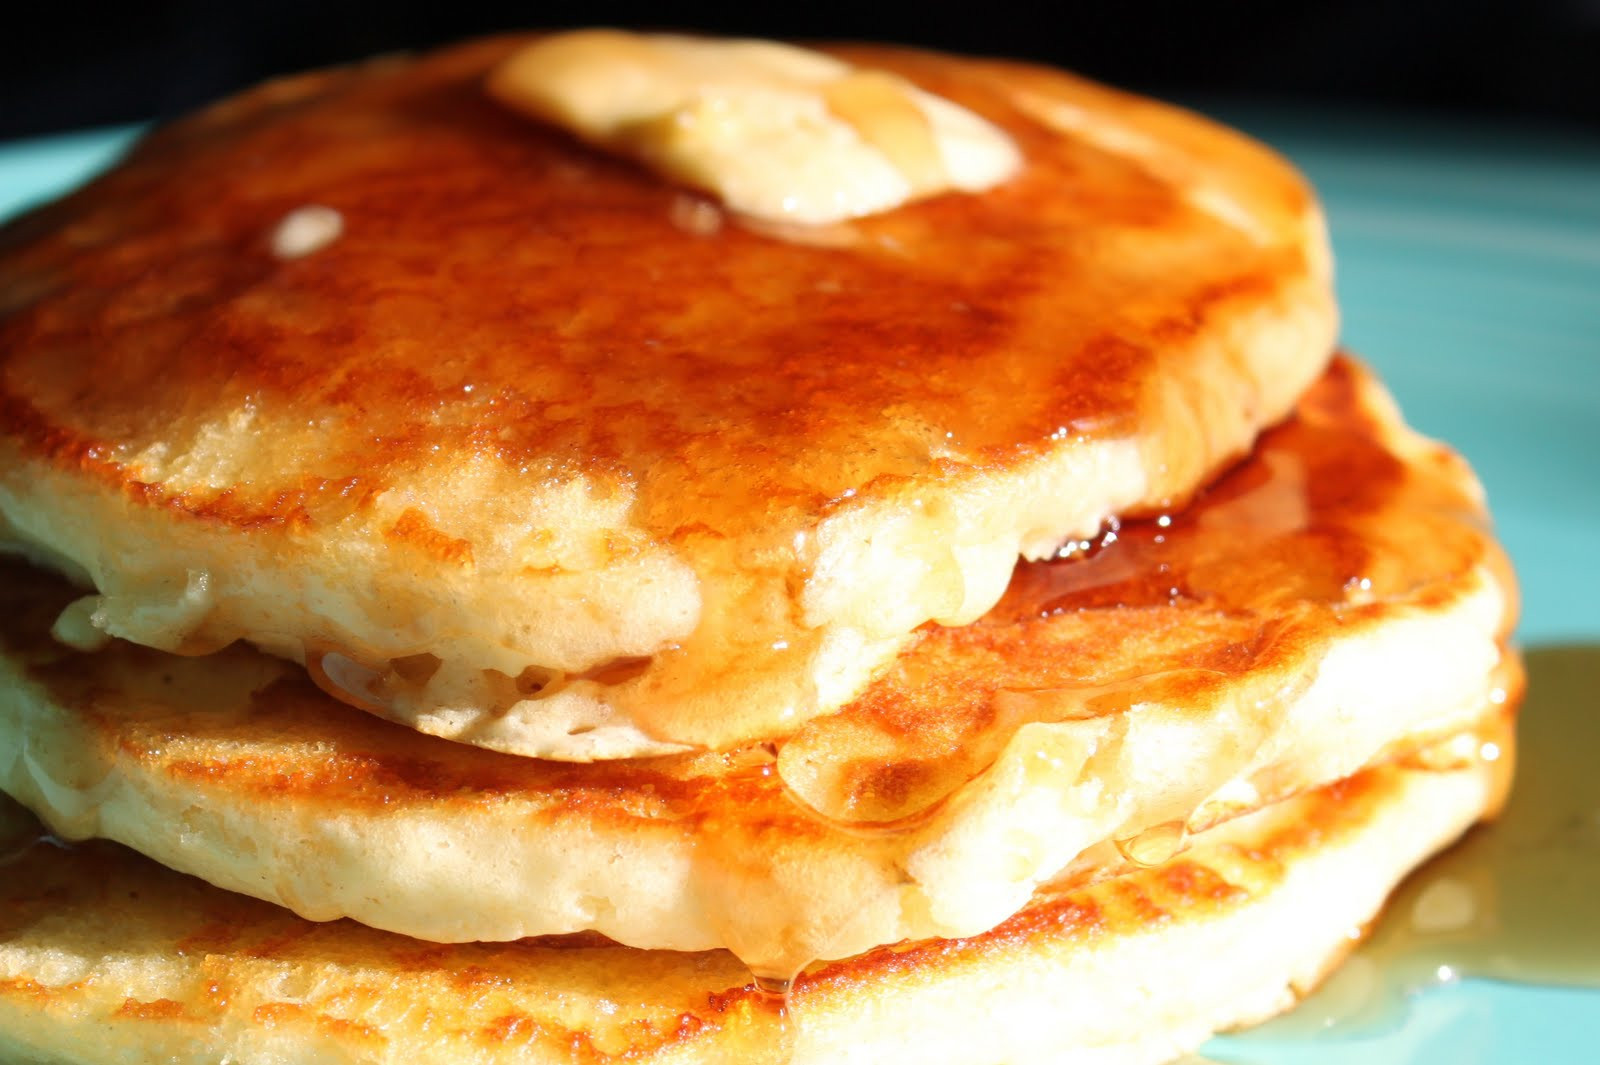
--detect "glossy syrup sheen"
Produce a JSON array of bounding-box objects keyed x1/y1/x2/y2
[
  {"x1": 0, "y1": 37, "x2": 1317, "y2": 532},
  {"x1": 990, "y1": 360, "x2": 1493, "y2": 624}
]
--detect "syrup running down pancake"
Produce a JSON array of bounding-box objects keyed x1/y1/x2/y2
[
  {"x1": 0, "y1": 358, "x2": 1516, "y2": 981},
  {"x1": 0, "y1": 34, "x2": 1335, "y2": 759}
]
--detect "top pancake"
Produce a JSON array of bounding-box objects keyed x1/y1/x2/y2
[{"x1": 0, "y1": 35, "x2": 1335, "y2": 757}]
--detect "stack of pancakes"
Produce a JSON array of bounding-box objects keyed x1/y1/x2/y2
[{"x1": 0, "y1": 33, "x2": 1518, "y2": 1064}]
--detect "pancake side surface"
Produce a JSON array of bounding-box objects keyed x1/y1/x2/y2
[
  {"x1": 0, "y1": 734, "x2": 1507, "y2": 1065},
  {"x1": 0, "y1": 358, "x2": 1518, "y2": 973},
  {"x1": 0, "y1": 35, "x2": 1336, "y2": 757}
]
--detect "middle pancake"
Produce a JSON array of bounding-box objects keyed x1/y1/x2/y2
[{"x1": 0, "y1": 359, "x2": 1514, "y2": 978}]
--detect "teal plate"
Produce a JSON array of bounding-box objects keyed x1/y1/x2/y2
[{"x1": 2, "y1": 109, "x2": 1597, "y2": 1063}]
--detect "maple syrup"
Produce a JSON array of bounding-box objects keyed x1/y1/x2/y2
[
  {"x1": 989, "y1": 364, "x2": 1489, "y2": 626},
  {"x1": 304, "y1": 646, "x2": 390, "y2": 715},
  {"x1": 749, "y1": 972, "x2": 799, "y2": 1063},
  {"x1": 1115, "y1": 819, "x2": 1189, "y2": 869}
]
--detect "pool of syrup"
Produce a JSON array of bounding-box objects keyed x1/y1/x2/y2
[{"x1": 1228, "y1": 644, "x2": 1600, "y2": 1049}]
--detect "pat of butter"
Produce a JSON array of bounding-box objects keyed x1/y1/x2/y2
[{"x1": 487, "y1": 30, "x2": 1022, "y2": 225}]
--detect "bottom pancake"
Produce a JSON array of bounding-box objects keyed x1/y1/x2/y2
[{"x1": 0, "y1": 713, "x2": 1510, "y2": 1065}]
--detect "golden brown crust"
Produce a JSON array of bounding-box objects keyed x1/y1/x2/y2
[{"x1": 0, "y1": 39, "x2": 1318, "y2": 520}]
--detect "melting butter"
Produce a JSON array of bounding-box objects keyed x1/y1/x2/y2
[{"x1": 486, "y1": 30, "x2": 1021, "y2": 225}]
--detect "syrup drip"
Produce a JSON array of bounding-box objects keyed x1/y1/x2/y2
[
  {"x1": 305, "y1": 647, "x2": 390, "y2": 714},
  {"x1": 1236, "y1": 645, "x2": 1600, "y2": 1043},
  {"x1": 749, "y1": 972, "x2": 798, "y2": 1063},
  {"x1": 1114, "y1": 819, "x2": 1188, "y2": 868},
  {"x1": 753, "y1": 973, "x2": 793, "y2": 1001}
]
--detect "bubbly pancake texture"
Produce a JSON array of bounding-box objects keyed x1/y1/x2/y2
[
  {"x1": 0, "y1": 739, "x2": 1508, "y2": 1065},
  {"x1": 0, "y1": 359, "x2": 1517, "y2": 976},
  {"x1": 0, "y1": 35, "x2": 1336, "y2": 758}
]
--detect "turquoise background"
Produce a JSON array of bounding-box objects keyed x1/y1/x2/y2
[
  {"x1": 2, "y1": 110, "x2": 1597, "y2": 1063},
  {"x1": 1205, "y1": 108, "x2": 1600, "y2": 1065}
]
